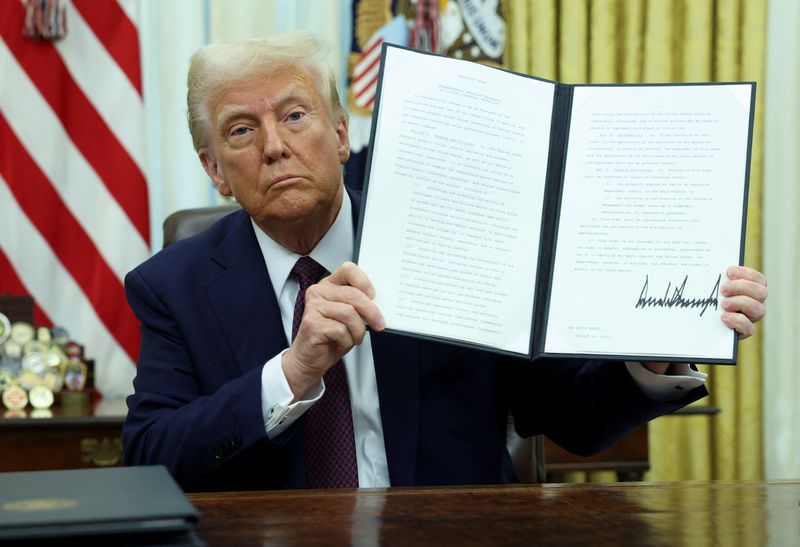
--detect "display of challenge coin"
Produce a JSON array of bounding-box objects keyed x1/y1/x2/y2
[
  {"x1": 2, "y1": 340, "x2": 22, "y2": 359},
  {"x1": 29, "y1": 385, "x2": 54, "y2": 409},
  {"x1": 36, "y1": 326, "x2": 52, "y2": 343},
  {"x1": 51, "y1": 326, "x2": 69, "y2": 346},
  {"x1": 9, "y1": 322, "x2": 35, "y2": 346},
  {"x1": 21, "y1": 352, "x2": 47, "y2": 376},
  {"x1": 23, "y1": 340, "x2": 49, "y2": 355},
  {"x1": 0, "y1": 313, "x2": 10, "y2": 345},
  {"x1": 46, "y1": 346, "x2": 66, "y2": 368},
  {"x1": 2, "y1": 385, "x2": 28, "y2": 410},
  {"x1": 0, "y1": 368, "x2": 14, "y2": 390},
  {"x1": 19, "y1": 371, "x2": 41, "y2": 391},
  {"x1": 42, "y1": 370, "x2": 64, "y2": 392}
]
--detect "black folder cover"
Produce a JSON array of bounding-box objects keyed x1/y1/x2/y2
[{"x1": 0, "y1": 466, "x2": 199, "y2": 542}]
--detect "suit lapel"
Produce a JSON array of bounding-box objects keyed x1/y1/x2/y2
[{"x1": 204, "y1": 211, "x2": 288, "y2": 375}]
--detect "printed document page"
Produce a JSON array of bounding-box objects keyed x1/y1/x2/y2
[
  {"x1": 357, "y1": 47, "x2": 555, "y2": 354},
  {"x1": 544, "y1": 84, "x2": 752, "y2": 360}
]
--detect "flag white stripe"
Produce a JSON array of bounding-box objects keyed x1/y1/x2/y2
[
  {"x1": 0, "y1": 38, "x2": 149, "y2": 281},
  {"x1": 0, "y1": 175, "x2": 136, "y2": 398},
  {"x1": 361, "y1": 34, "x2": 382, "y2": 56},
  {"x1": 352, "y1": 63, "x2": 380, "y2": 95},
  {"x1": 354, "y1": 89, "x2": 376, "y2": 108},
  {"x1": 57, "y1": 0, "x2": 146, "y2": 173}
]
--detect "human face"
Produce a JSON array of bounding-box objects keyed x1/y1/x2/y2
[{"x1": 199, "y1": 66, "x2": 350, "y2": 244}]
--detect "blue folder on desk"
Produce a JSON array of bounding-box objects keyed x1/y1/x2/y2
[{"x1": 0, "y1": 465, "x2": 199, "y2": 542}]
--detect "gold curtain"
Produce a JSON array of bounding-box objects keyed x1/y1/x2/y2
[{"x1": 503, "y1": 0, "x2": 766, "y2": 481}]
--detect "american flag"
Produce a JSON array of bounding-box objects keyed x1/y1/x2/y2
[
  {"x1": 0, "y1": 0, "x2": 148, "y2": 397},
  {"x1": 351, "y1": 32, "x2": 383, "y2": 110}
]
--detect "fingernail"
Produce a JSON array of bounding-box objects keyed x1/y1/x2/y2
[
  {"x1": 367, "y1": 287, "x2": 376, "y2": 299},
  {"x1": 727, "y1": 266, "x2": 738, "y2": 278}
]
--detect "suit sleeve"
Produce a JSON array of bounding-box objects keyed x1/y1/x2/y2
[
  {"x1": 122, "y1": 268, "x2": 288, "y2": 490},
  {"x1": 505, "y1": 357, "x2": 708, "y2": 457}
]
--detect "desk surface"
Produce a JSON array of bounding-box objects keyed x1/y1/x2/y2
[{"x1": 188, "y1": 481, "x2": 800, "y2": 546}]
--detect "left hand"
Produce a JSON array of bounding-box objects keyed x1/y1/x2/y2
[
  {"x1": 642, "y1": 265, "x2": 768, "y2": 375},
  {"x1": 719, "y1": 265, "x2": 768, "y2": 338}
]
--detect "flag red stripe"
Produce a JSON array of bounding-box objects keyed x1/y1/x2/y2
[
  {"x1": 1, "y1": 5, "x2": 150, "y2": 243},
  {"x1": 71, "y1": 0, "x2": 142, "y2": 95},
  {"x1": 0, "y1": 115, "x2": 140, "y2": 362},
  {"x1": 355, "y1": 74, "x2": 379, "y2": 100},
  {"x1": 0, "y1": 247, "x2": 53, "y2": 328}
]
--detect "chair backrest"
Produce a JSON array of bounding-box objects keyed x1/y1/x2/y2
[{"x1": 162, "y1": 204, "x2": 241, "y2": 248}]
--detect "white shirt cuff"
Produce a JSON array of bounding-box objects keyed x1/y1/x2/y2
[
  {"x1": 261, "y1": 350, "x2": 325, "y2": 438},
  {"x1": 625, "y1": 362, "x2": 707, "y2": 402}
]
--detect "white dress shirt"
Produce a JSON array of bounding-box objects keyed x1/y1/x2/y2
[{"x1": 252, "y1": 192, "x2": 707, "y2": 488}]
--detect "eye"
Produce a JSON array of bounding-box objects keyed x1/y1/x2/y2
[
  {"x1": 230, "y1": 126, "x2": 251, "y2": 137},
  {"x1": 286, "y1": 111, "x2": 305, "y2": 122}
]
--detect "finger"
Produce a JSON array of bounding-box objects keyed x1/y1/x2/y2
[
  {"x1": 721, "y1": 295, "x2": 766, "y2": 323},
  {"x1": 312, "y1": 300, "x2": 369, "y2": 345},
  {"x1": 296, "y1": 313, "x2": 356, "y2": 355},
  {"x1": 726, "y1": 266, "x2": 767, "y2": 288},
  {"x1": 720, "y1": 278, "x2": 768, "y2": 302},
  {"x1": 721, "y1": 311, "x2": 755, "y2": 339},
  {"x1": 306, "y1": 283, "x2": 386, "y2": 331},
  {"x1": 325, "y1": 261, "x2": 376, "y2": 299}
]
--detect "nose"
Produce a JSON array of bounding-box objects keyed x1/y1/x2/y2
[{"x1": 261, "y1": 120, "x2": 288, "y2": 163}]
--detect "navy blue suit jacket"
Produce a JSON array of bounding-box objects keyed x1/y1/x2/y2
[{"x1": 123, "y1": 189, "x2": 706, "y2": 492}]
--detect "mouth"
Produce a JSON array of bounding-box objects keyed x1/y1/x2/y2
[{"x1": 269, "y1": 174, "x2": 305, "y2": 190}]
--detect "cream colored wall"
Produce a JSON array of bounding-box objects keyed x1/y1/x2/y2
[{"x1": 763, "y1": 0, "x2": 800, "y2": 480}]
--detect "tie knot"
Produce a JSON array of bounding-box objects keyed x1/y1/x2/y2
[{"x1": 291, "y1": 256, "x2": 328, "y2": 291}]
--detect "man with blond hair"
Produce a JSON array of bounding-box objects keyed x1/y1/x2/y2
[{"x1": 123, "y1": 32, "x2": 768, "y2": 491}]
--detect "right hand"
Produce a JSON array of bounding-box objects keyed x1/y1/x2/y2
[{"x1": 282, "y1": 261, "x2": 385, "y2": 401}]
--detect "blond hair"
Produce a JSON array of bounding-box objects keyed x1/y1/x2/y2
[{"x1": 186, "y1": 31, "x2": 346, "y2": 151}]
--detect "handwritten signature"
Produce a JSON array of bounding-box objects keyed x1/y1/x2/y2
[{"x1": 635, "y1": 274, "x2": 721, "y2": 317}]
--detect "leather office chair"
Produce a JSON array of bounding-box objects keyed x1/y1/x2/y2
[
  {"x1": 162, "y1": 205, "x2": 546, "y2": 483},
  {"x1": 162, "y1": 204, "x2": 241, "y2": 248}
]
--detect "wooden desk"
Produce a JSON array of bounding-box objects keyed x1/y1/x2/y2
[{"x1": 189, "y1": 481, "x2": 800, "y2": 546}]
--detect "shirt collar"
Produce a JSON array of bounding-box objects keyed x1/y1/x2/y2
[{"x1": 251, "y1": 190, "x2": 354, "y2": 297}]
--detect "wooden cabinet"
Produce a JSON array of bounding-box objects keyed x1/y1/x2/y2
[
  {"x1": 544, "y1": 425, "x2": 648, "y2": 481},
  {"x1": 0, "y1": 399, "x2": 126, "y2": 472}
]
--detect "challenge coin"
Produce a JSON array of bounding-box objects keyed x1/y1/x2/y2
[
  {"x1": 21, "y1": 352, "x2": 47, "y2": 376},
  {"x1": 9, "y1": 322, "x2": 34, "y2": 346},
  {"x1": 2, "y1": 385, "x2": 28, "y2": 410},
  {"x1": 29, "y1": 385, "x2": 54, "y2": 410}
]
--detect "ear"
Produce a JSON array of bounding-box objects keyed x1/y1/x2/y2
[
  {"x1": 335, "y1": 117, "x2": 350, "y2": 165},
  {"x1": 199, "y1": 148, "x2": 232, "y2": 197}
]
